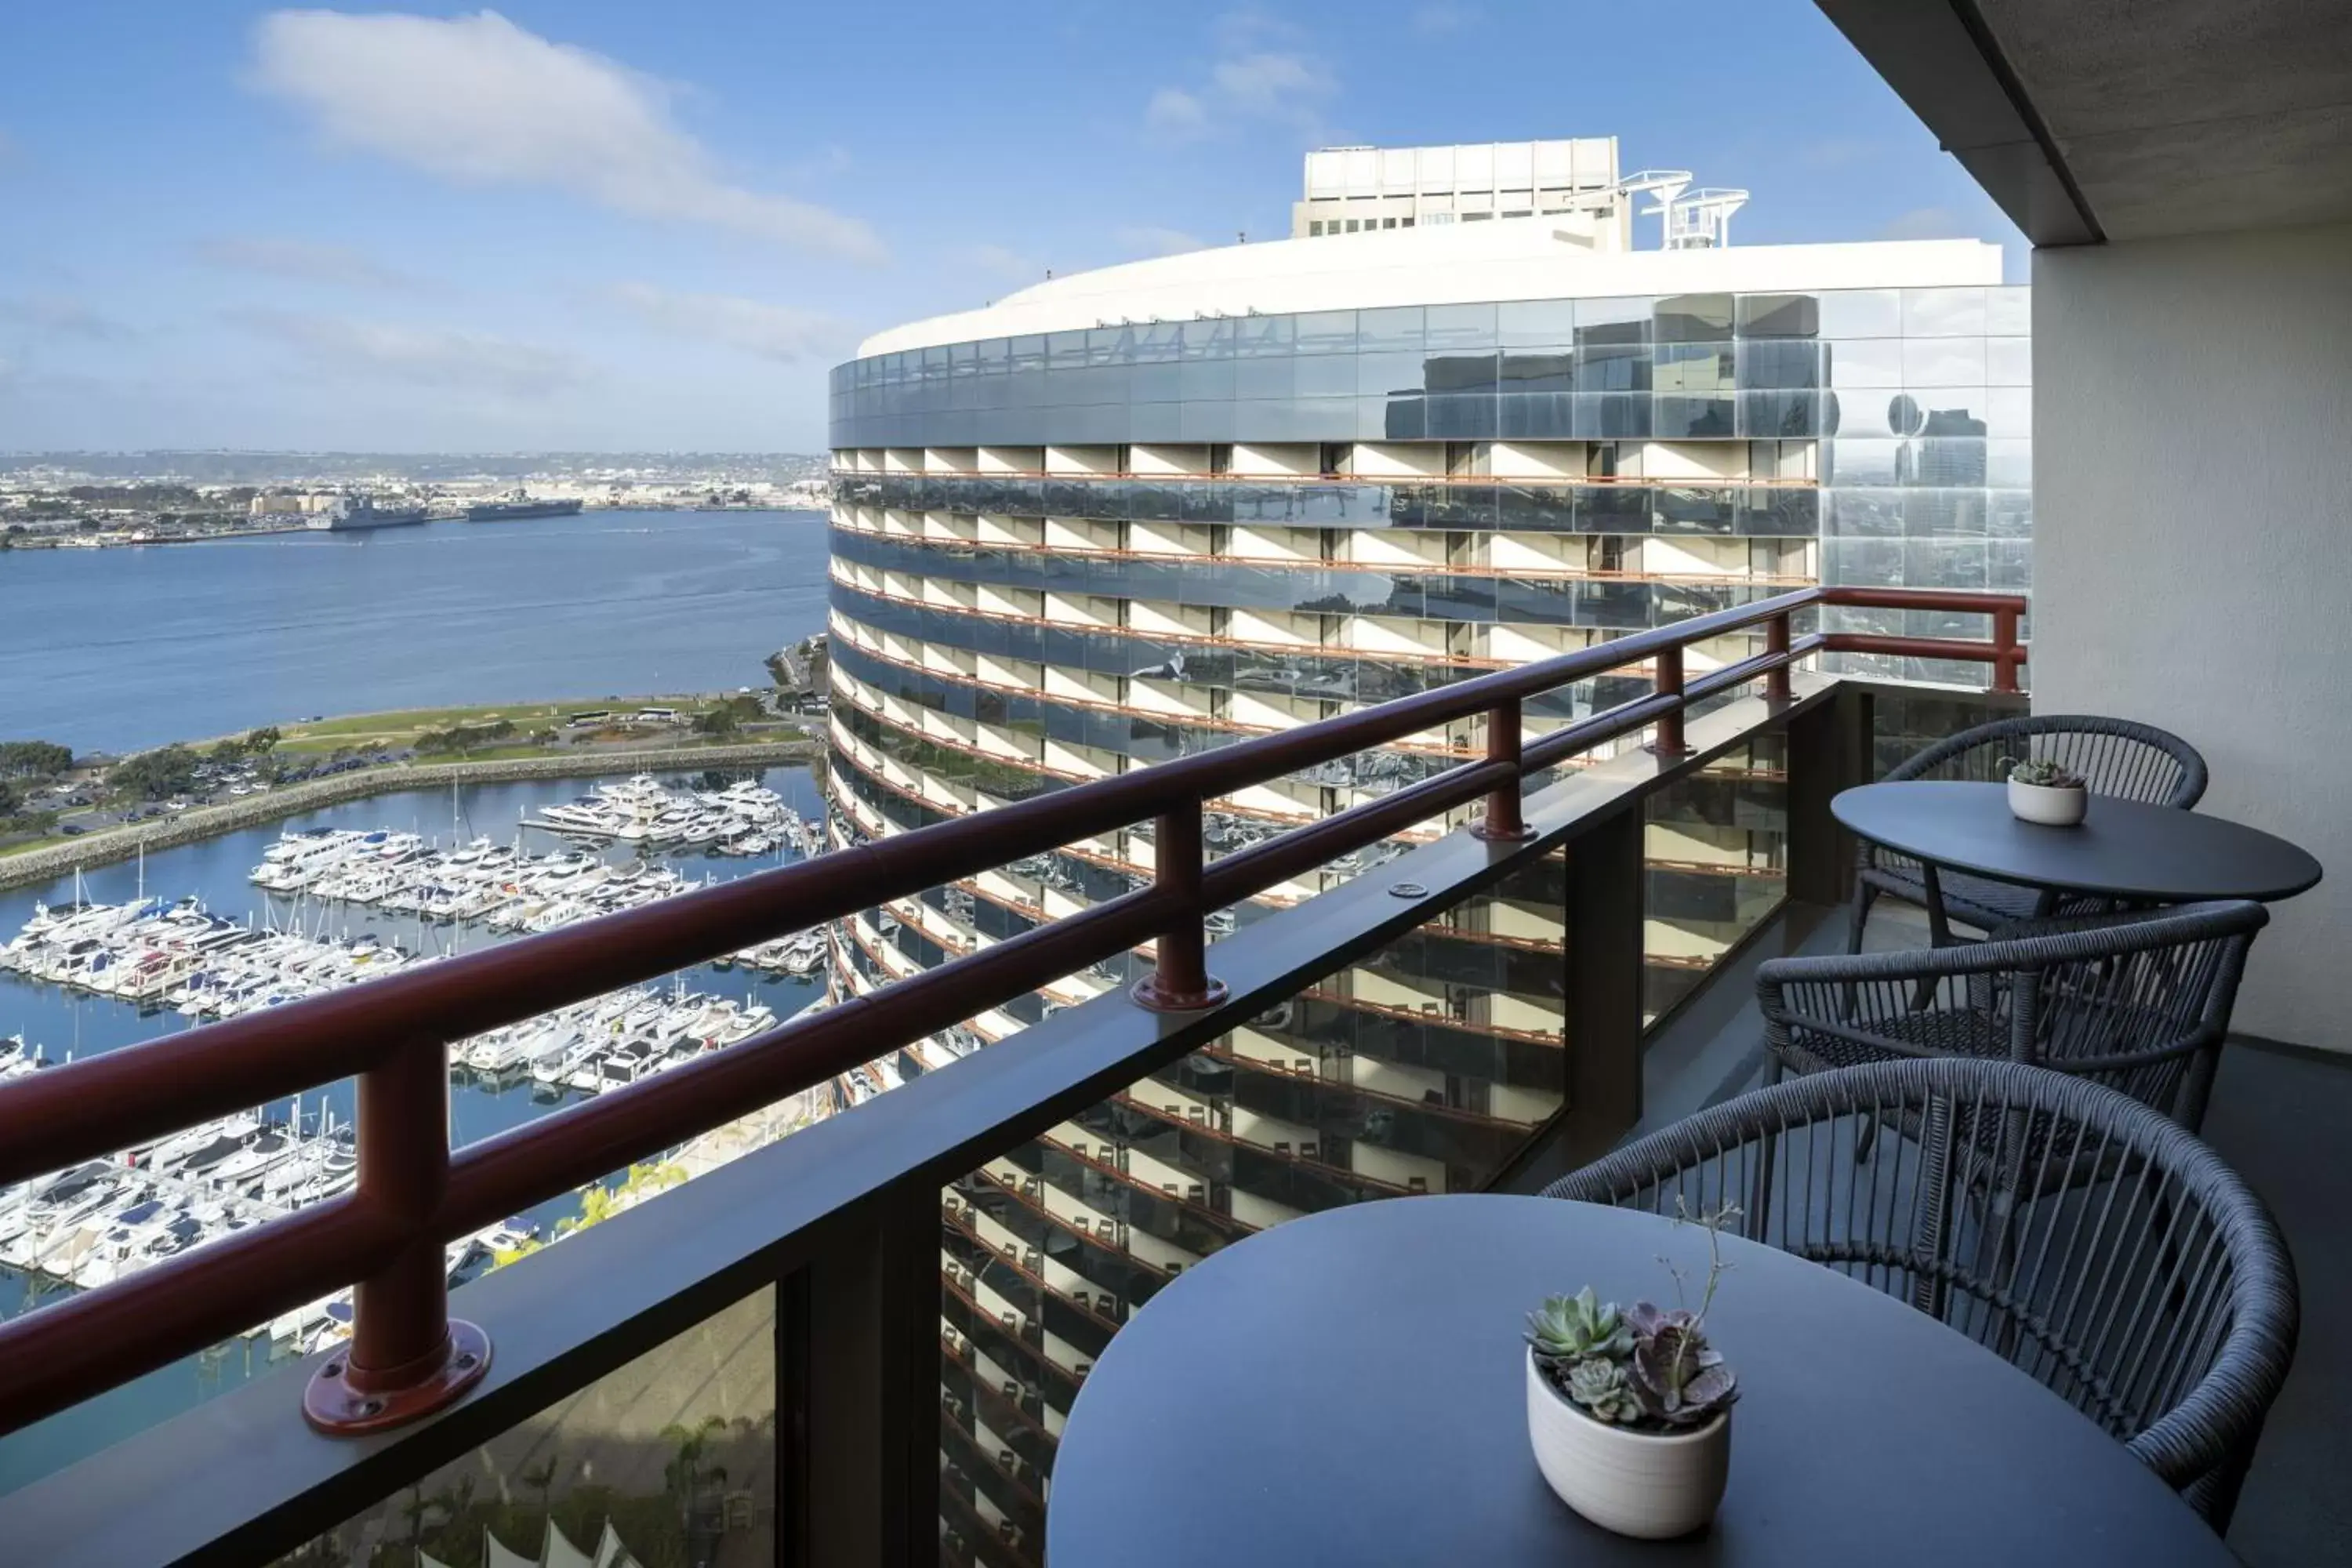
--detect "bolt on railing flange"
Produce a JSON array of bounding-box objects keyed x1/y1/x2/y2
[{"x1": 304, "y1": 1319, "x2": 491, "y2": 1436}]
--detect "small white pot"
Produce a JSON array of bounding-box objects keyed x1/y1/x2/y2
[
  {"x1": 2008, "y1": 778, "x2": 2088, "y2": 826},
  {"x1": 1525, "y1": 1349, "x2": 1730, "y2": 1539}
]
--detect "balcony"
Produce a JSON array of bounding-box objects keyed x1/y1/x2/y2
[{"x1": 0, "y1": 568, "x2": 2328, "y2": 1566}]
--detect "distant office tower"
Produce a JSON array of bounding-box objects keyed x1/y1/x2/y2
[{"x1": 824, "y1": 170, "x2": 2029, "y2": 1563}]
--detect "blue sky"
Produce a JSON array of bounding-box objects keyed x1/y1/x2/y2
[{"x1": 0, "y1": 2, "x2": 2020, "y2": 453}]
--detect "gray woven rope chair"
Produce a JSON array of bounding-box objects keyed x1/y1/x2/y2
[
  {"x1": 1852, "y1": 713, "x2": 2208, "y2": 949},
  {"x1": 1544, "y1": 1058, "x2": 2297, "y2": 1531},
  {"x1": 1763, "y1": 900, "x2": 2267, "y2": 1131}
]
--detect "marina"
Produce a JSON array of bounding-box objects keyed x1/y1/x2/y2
[{"x1": 0, "y1": 765, "x2": 834, "y2": 1489}]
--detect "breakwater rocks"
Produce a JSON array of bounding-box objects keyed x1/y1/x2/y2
[{"x1": 0, "y1": 740, "x2": 825, "y2": 893}]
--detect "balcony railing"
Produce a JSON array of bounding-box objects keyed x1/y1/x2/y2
[{"x1": 0, "y1": 584, "x2": 2022, "y2": 1565}]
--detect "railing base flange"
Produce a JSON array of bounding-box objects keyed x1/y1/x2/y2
[
  {"x1": 1131, "y1": 976, "x2": 1230, "y2": 1013},
  {"x1": 1470, "y1": 822, "x2": 1537, "y2": 844},
  {"x1": 303, "y1": 1319, "x2": 491, "y2": 1436}
]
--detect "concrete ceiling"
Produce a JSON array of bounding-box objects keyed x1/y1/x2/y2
[{"x1": 1817, "y1": 0, "x2": 2352, "y2": 245}]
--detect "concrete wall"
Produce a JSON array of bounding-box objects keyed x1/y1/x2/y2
[{"x1": 2034, "y1": 221, "x2": 2352, "y2": 1048}]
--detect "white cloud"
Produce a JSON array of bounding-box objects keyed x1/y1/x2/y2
[
  {"x1": 229, "y1": 307, "x2": 589, "y2": 396},
  {"x1": 1208, "y1": 52, "x2": 1334, "y2": 115},
  {"x1": 1877, "y1": 206, "x2": 1975, "y2": 241},
  {"x1": 962, "y1": 244, "x2": 1046, "y2": 285},
  {"x1": 1410, "y1": 3, "x2": 1479, "y2": 33},
  {"x1": 1147, "y1": 13, "x2": 1334, "y2": 144},
  {"x1": 194, "y1": 236, "x2": 424, "y2": 292},
  {"x1": 249, "y1": 10, "x2": 886, "y2": 264},
  {"x1": 0, "y1": 296, "x2": 135, "y2": 339},
  {"x1": 1145, "y1": 89, "x2": 1211, "y2": 143},
  {"x1": 608, "y1": 282, "x2": 846, "y2": 364},
  {"x1": 1116, "y1": 226, "x2": 1208, "y2": 259}
]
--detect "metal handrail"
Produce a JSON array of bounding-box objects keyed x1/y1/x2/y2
[{"x1": 0, "y1": 583, "x2": 2024, "y2": 1436}]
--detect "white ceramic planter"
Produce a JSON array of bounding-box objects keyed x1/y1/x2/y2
[
  {"x1": 1525, "y1": 1349, "x2": 1730, "y2": 1539},
  {"x1": 2008, "y1": 779, "x2": 2089, "y2": 826}
]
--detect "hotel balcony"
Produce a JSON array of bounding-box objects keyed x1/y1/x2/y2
[{"x1": 0, "y1": 3, "x2": 2347, "y2": 1564}]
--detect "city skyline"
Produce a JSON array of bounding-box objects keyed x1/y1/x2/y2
[{"x1": 0, "y1": 2, "x2": 2023, "y2": 453}]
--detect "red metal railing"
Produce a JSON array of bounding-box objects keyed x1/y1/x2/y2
[{"x1": 0, "y1": 585, "x2": 2024, "y2": 1435}]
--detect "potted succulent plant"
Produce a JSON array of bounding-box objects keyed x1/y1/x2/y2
[
  {"x1": 2002, "y1": 754, "x2": 2089, "y2": 826},
  {"x1": 1523, "y1": 1206, "x2": 1739, "y2": 1539}
]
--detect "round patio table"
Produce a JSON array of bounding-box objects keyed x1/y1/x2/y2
[
  {"x1": 1046, "y1": 1195, "x2": 2236, "y2": 1566},
  {"x1": 1833, "y1": 780, "x2": 2321, "y2": 905}
]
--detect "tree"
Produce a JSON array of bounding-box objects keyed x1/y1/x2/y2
[
  {"x1": 111, "y1": 745, "x2": 200, "y2": 800},
  {"x1": 661, "y1": 1414, "x2": 730, "y2": 1532},
  {"x1": 0, "y1": 740, "x2": 72, "y2": 778},
  {"x1": 521, "y1": 1450, "x2": 564, "y2": 1523},
  {"x1": 243, "y1": 726, "x2": 281, "y2": 755}
]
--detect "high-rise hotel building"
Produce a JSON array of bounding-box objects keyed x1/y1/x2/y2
[{"x1": 822, "y1": 141, "x2": 2029, "y2": 1564}]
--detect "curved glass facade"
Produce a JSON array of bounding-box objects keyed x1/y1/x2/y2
[{"x1": 828, "y1": 277, "x2": 2028, "y2": 1565}]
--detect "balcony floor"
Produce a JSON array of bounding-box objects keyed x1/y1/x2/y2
[{"x1": 1518, "y1": 898, "x2": 2349, "y2": 1566}]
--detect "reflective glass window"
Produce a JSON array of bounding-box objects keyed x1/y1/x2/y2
[
  {"x1": 1985, "y1": 336, "x2": 2031, "y2": 387},
  {"x1": 1738, "y1": 339, "x2": 1823, "y2": 390},
  {"x1": 1498, "y1": 298, "x2": 1577, "y2": 347},
  {"x1": 1233, "y1": 315, "x2": 1295, "y2": 357},
  {"x1": 1181, "y1": 318, "x2": 1235, "y2": 359},
  {"x1": 1816, "y1": 289, "x2": 1903, "y2": 338},
  {"x1": 1986, "y1": 439, "x2": 2033, "y2": 488},
  {"x1": 1089, "y1": 326, "x2": 1128, "y2": 365},
  {"x1": 1179, "y1": 358, "x2": 1236, "y2": 401},
  {"x1": 1653, "y1": 343, "x2": 1735, "y2": 394},
  {"x1": 1356, "y1": 306, "x2": 1425, "y2": 353},
  {"x1": 1425, "y1": 302, "x2": 1499, "y2": 350},
  {"x1": 1290, "y1": 353, "x2": 1356, "y2": 397},
  {"x1": 1577, "y1": 342, "x2": 1650, "y2": 392},
  {"x1": 1294, "y1": 310, "x2": 1358, "y2": 354},
  {"x1": 1822, "y1": 339, "x2": 1906, "y2": 388},
  {"x1": 1904, "y1": 338, "x2": 1987, "y2": 385},
  {"x1": 1234, "y1": 354, "x2": 1298, "y2": 399},
  {"x1": 1047, "y1": 330, "x2": 1090, "y2": 368},
  {"x1": 1421, "y1": 351, "x2": 1498, "y2": 394},
  {"x1": 1354, "y1": 351, "x2": 1425, "y2": 397},
  {"x1": 1654, "y1": 293, "x2": 1733, "y2": 343},
  {"x1": 1826, "y1": 437, "x2": 1902, "y2": 485},
  {"x1": 1134, "y1": 323, "x2": 1183, "y2": 363},
  {"x1": 1824, "y1": 488, "x2": 1904, "y2": 537},
  {"x1": 1577, "y1": 297, "x2": 1651, "y2": 350},
  {"x1": 976, "y1": 337, "x2": 1008, "y2": 373},
  {"x1": 1737, "y1": 294, "x2": 1820, "y2": 338},
  {"x1": 1499, "y1": 349, "x2": 1573, "y2": 394},
  {"x1": 1987, "y1": 387, "x2": 2031, "y2": 437},
  {"x1": 1985, "y1": 286, "x2": 2031, "y2": 335},
  {"x1": 1010, "y1": 335, "x2": 1047, "y2": 372},
  {"x1": 1902, "y1": 287, "x2": 1987, "y2": 337}
]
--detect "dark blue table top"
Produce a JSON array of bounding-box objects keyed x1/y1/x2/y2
[
  {"x1": 1834, "y1": 781, "x2": 2321, "y2": 902},
  {"x1": 1047, "y1": 1195, "x2": 2235, "y2": 1566}
]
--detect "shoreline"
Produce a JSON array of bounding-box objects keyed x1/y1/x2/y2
[
  {"x1": 1, "y1": 503, "x2": 823, "y2": 552},
  {"x1": 0, "y1": 740, "x2": 824, "y2": 894}
]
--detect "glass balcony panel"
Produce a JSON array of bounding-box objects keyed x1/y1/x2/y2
[
  {"x1": 938, "y1": 856, "x2": 1570, "y2": 1564},
  {"x1": 278, "y1": 1284, "x2": 779, "y2": 1566}
]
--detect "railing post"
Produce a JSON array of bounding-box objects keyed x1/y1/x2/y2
[
  {"x1": 1132, "y1": 800, "x2": 1229, "y2": 1012},
  {"x1": 1764, "y1": 612, "x2": 1792, "y2": 706},
  {"x1": 1555, "y1": 804, "x2": 1646, "y2": 1167},
  {"x1": 1787, "y1": 684, "x2": 1864, "y2": 909},
  {"x1": 304, "y1": 1040, "x2": 488, "y2": 1435},
  {"x1": 1992, "y1": 606, "x2": 2022, "y2": 694},
  {"x1": 1472, "y1": 699, "x2": 1534, "y2": 842},
  {"x1": 1650, "y1": 644, "x2": 1688, "y2": 757}
]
